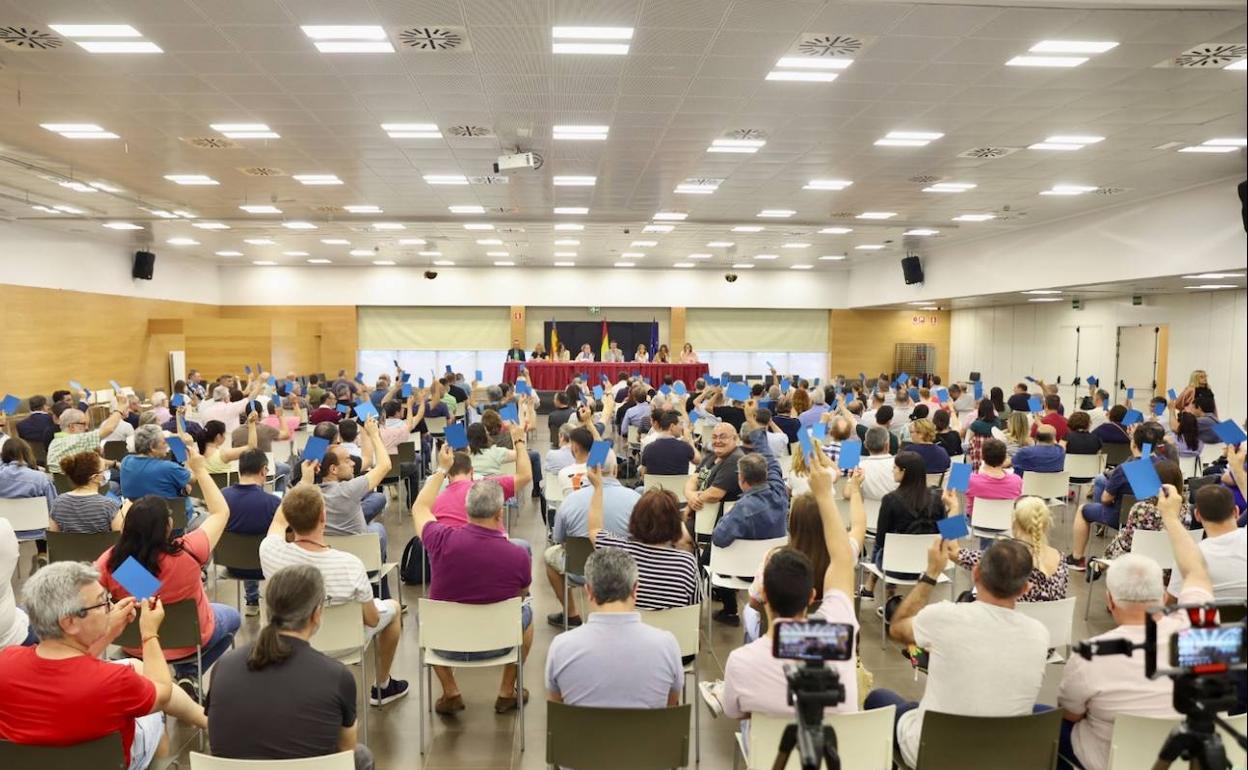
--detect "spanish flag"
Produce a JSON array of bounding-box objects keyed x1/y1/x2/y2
[
  {"x1": 550, "y1": 318, "x2": 559, "y2": 356},
  {"x1": 599, "y1": 318, "x2": 609, "y2": 359}
]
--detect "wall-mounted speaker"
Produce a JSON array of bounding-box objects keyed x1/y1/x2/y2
[
  {"x1": 132, "y1": 250, "x2": 155, "y2": 280},
  {"x1": 901, "y1": 255, "x2": 924, "y2": 285}
]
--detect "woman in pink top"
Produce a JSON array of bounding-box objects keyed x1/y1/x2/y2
[
  {"x1": 966, "y1": 437, "x2": 1022, "y2": 517},
  {"x1": 95, "y1": 440, "x2": 239, "y2": 697}
]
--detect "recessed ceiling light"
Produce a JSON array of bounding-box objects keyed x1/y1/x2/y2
[
  {"x1": 48, "y1": 24, "x2": 141, "y2": 37},
  {"x1": 554, "y1": 207, "x2": 589, "y2": 215},
  {"x1": 215, "y1": 250, "x2": 243, "y2": 257},
  {"x1": 494, "y1": 261, "x2": 515, "y2": 266},
  {"x1": 343, "y1": 205, "x2": 382, "y2": 214},
  {"x1": 875, "y1": 138, "x2": 930, "y2": 147},
  {"x1": 753, "y1": 254, "x2": 779, "y2": 260},
  {"x1": 76, "y1": 41, "x2": 163, "y2": 54},
  {"x1": 555, "y1": 238, "x2": 581, "y2": 245},
  {"x1": 553, "y1": 125, "x2": 609, "y2": 141},
  {"x1": 211, "y1": 123, "x2": 279, "y2": 139},
  {"x1": 102, "y1": 222, "x2": 142, "y2": 230},
  {"x1": 89, "y1": 181, "x2": 122, "y2": 192},
  {"x1": 614, "y1": 262, "x2": 636, "y2": 268},
  {"x1": 307, "y1": 259, "x2": 332, "y2": 264},
  {"x1": 631, "y1": 241, "x2": 658, "y2": 247},
  {"x1": 552, "y1": 42, "x2": 631, "y2": 55},
  {"x1": 423, "y1": 174, "x2": 468, "y2": 185},
  {"x1": 673, "y1": 262, "x2": 695, "y2": 268},
  {"x1": 373, "y1": 260, "x2": 396, "y2": 266},
  {"x1": 1022, "y1": 290, "x2": 1062, "y2": 295},
  {"x1": 282, "y1": 251, "x2": 309, "y2": 257},
  {"x1": 349, "y1": 249, "x2": 373, "y2": 257},
  {"x1": 643, "y1": 224, "x2": 674, "y2": 233},
  {"x1": 252, "y1": 260, "x2": 277, "y2": 266},
  {"x1": 553, "y1": 261, "x2": 576, "y2": 267},
  {"x1": 1204, "y1": 138, "x2": 1247, "y2": 147},
  {"x1": 1006, "y1": 55, "x2": 1088, "y2": 67},
  {"x1": 384, "y1": 123, "x2": 441, "y2": 139},
  {"x1": 675, "y1": 181, "x2": 720, "y2": 195},
  {"x1": 856, "y1": 212, "x2": 897, "y2": 220},
  {"x1": 819, "y1": 227, "x2": 853, "y2": 235},
  {"x1": 653, "y1": 212, "x2": 688, "y2": 221},
  {"x1": 1184, "y1": 284, "x2": 1239, "y2": 289},
  {"x1": 953, "y1": 214, "x2": 995, "y2": 222},
  {"x1": 1028, "y1": 297, "x2": 1064, "y2": 302},
  {"x1": 819, "y1": 255, "x2": 846, "y2": 261},
  {"x1": 164, "y1": 174, "x2": 218, "y2": 185},
  {"x1": 283, "y1": 221, "x2": 317, "y2": 230},
  {"x1": 40, "y1": 123, "x2": 118, "y2": 139},
  {"x1": 766, "y1": 70, "x2": 838, "y2": 82},
  {"x1": 192, "y1": 222, "x2": 230, "y2": 230},
  {"x1": 369, "y1": 222, "x2": 404, "y2": 230},
  {"x1": 321, "y1": 238, "x2": 350, "y2": 245},
  {"x1": 782, "y1": 242, "x2": 811, "y2": 249},
  {"x1": 293, "y1": 174, "x2": 343, "y2": 185},
  {"x1": 706, "y1": 241, "x2": 734, "y2": 248},
  {"x1": 553, "y1": 176, "x2": 597, "y2": 186},
  {"x1": 732, "y1": 225, "x2": 764, "y2": 232},
  {"x1": 240, "y1": 205, "x2": 281, "y2": 214},
  {"x1": 145, "y1": 208, "x2": 175, "y2": 218},
  {"x1": 166, "y1": 237, "x2": 199, "y2": 246},
  {"x1": 620, "y1": 252, "x2": 645, "y2": 258},
  {"x1": 52, "y1": 205, "x2": 84, "y2": 214},
  {"x1": 790, "y1": 264, "x2": 814, "y2": 270},
  {"x1": 775, "y1": 57, "x2": 853, "y2": 70},
  {"x1": 1040, "y1": 184, "x2": 1098, "y2": 196},
  {"x1": 904, "y1": 229, "x2": 940, "y2": 236},
  {"x1": 1030, "y1": 40, "x2": 1118, "y2": 54},
  {"x1": 476, "y1": 239, "x2": 503, "y2": 245},
  {"x1": 804, "y1": 179, "x2": 853, "y2": 190},
  {"x1": 554, "y1": 223, "x2": 585, "y2": 231},
  {"x1": 689, "y1": 253, "x2": 713, "y2": 260},
  {"x1": 245, "y1": 238, "x2": 275, "y2": 245},
  {"x1": 398, "y1": 238, "x2": 427, "y2": 245},
  {"x1": 855, "y1": 244, "x2": 885, "y2": 250},
  {"x1": 1223, "y1": 59, "x2": 1247, "y2": 70},
  {"x1": 487, "y1": 251, "x2": 511, "y2": 257},
  {"x1": 432, "y1": 260, "x2": 455, "y2": 266},
  {"x1": 418, "y1": 251, "x2": 442, "y2": 257},
  {"x1": 174, "y1": 210, "x2": 198, "y2": 220},
  {"x1": 1182, "y1": 272, "x2": 1243, "y2": 279},
  {"x1": 552, "y1": 27, "x2": 633, "y2": 39},
  {"x1": 924, "y1": 182, "x2": 977, "y2": 193},
  {"x1": 1029, "y1": 143, "x2": 1084, "y2": 151},
  {"x1": 876, "y1": 131, "x2": 943, "y2": 148},
  {"x1": 731, "y1": 263, "x2": 755, "y2": 269},
  {"x1": 301, "y1": 25, "x2": 393, "y2": 53},
  {"x1": 1178, "y1": 145, "x2": 1237, "y2": 154},
  {"x1": 757, "y1": 209, "x2": 795, "y2": 218},
  {"x1": 707, "y1": 138, "x2": 766, "y2": 154},
  {"x1": 1047, "y1": 135, "x2": 1104, "y2": 145},
  {"x1": 464, "y1": 223, "x2": 494, "y2": 230},
  {"x1": 449, "y1": 205, "x2": 485, "y2": 214},
  {"x1": 552, "y1": 26, "x2": 632, "y2": 55},
  {"x1": 918, "y1": 305, "x2": 939, "y2": 310},
  {"x1": 58, "y1": 181, "x2": 96, "y2": 193}
]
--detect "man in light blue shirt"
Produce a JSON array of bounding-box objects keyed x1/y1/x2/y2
[
  {"x1": 797, "y1": 389, "x2": 829, "y2": 428},
  {"x1": 546, "y1": 548, "x2": 683, "y2": 707},
  {"x1": 544, "y1": 451, "x2": 639, "y2": 628},
  {"x1": 620, "y1": 385, "x2": 652, "y2": 441}
]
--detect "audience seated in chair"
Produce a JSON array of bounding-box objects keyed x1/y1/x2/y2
[
  {"x1": 956, "y1": 497, "x2": 1068, "y2": 602},
  {"x1": 1013, "y1": 424, "x2": 1066, "y2": 477},
  {"x1": 0, "y1": 438, "x2": 57, "y2": 568},
  {"x1": 318, "y1": 419, "x2": 392, "y2": 575},
  {"x1": 48, "y1": 450, "x2": 127, "y2": 534},
  {"x1": 222, "y1": 449, "x2": 282, "y2": 616},
  {"x1": 1164, "y1": 481, "x2": 1246, "y2": 604},
  {"x1": 46, "y1": 406, "x2": 125, "y2": 474}
]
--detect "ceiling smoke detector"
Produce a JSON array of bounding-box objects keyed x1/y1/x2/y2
[
  {"x1": 0, "y1": 26, "x2": 63, "y2": 50},
  {"x1": 182, "y1": 136, "x2": 238, "y2": 150},
  {"x1": 398, "y1": 27, "x2": 470, "y2": 51}
]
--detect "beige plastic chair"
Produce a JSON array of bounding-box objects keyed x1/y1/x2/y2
[
  {"x1": 862, "y1": 496, "x2": 882, "y2": 538},
  {"x1": 546, "y1": 702, "x2": 690, "y2": 770},
  {"x1": 703, "y1": 535, "x2": 788, "y2": 628},
  {"x1": 297, "y1": 600, "x2": 376, "y2": 741},
  {"x1": 0, "y1": 734, "x2": 124, "y2": 769},
  {"x1": 863, "y1": 533, "x2": 953, "y2": 646},
  {"x1": 1086, "y1": 528, "x2": 1204, "y2": 619},
  {"x1": 641, "y1": 604, "x2": 703, "y2": 761},
  {"x1": 327, "y1": 533, "x2": 397, "y2": 599},
  {"x1": 1106, "y1": 712, "x2": 1247, "y2": 770},
  {"x1": 0, "y1": 497, "x2": 50, "y2": 576},
  {"x1": 269, "y1": 439, "x2": 293, "y2": 462},
  {"x1": 1020, "y1": 470, "x2": 1071, "y2": 505},
  {"x1": 907, "y1": 709, "x2": 1061, "y2": 770},
  {"x1": 213, "y1": 532, "x2": 265, "y2": 609},
  {"x1": 189, "y1": 750, "x2": 355, "y2": 768},
  {"x1": 561, "y1": 537, "x2": 595, "y2": 630},
  {"x1": 1014, "y1": 597, "x2": 1077, "y2": 662},
  {"x1": 1064, "y1": 452, "x2": 1103, "y2": 485},
  {"x1": 969, "y1": 497, "x2": 1017, "y2": 539},
  {"x1": 1198, "y1": 442, "x2": 1225, "y2": 468},
  {"x1": 739, "y1": 707, "x2": 896, "y2": 770},
  {"x1": 644, "y1": 473, "x2": 691, "y2": 502},
  {"x1": 925, "y1": 472, "x2": 945, "y2": 488},
  {"x1": 415, "y1": 597, "x2": 526, "y2": 754}
]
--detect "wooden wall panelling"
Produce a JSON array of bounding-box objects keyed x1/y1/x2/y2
[
  {"x1": 670, "y1": 307, "x2": 687, "y2": 355},
  {"x1": 218, "y1": 305, "x2": 356, "y2": 374},
  {"x1": 510, "y1": 305, "x2": 526, "y2": 348},
  {"x1": 829, "y1": 309, "x2": 952, "y2": 382}
]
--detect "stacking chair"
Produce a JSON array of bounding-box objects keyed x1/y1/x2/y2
[
  {"x1": 424, "y1": 416, "x2": 448, "y2": 453},
  {"x1": 0, "y1": 497, "x2": 49, "y2": 576},
  {"x1": 1020, "y1": 470, "x2": 1070, "y2": 506},
  {"x1": 1102, "y1": 442, "x2": 1133, "y2": 470},
  {"x1": 101, "y1": 441, "x2": 129, "y2": 463},
  {"x1": 159, "y1": 497, "x2": 189, "y2": 531},
  {"x1": 46, "y1": 530, "x2": 119, "y2": 564},
  {"x1": 561, "y1": 536, "x2": 595, "y2": 631},
  {"x1": 862, "y1": 496, "x2": 882, "y2": 541},
  {"x1": 738, "y1": 707, "x2": 896, "y2": 770},
  {"x1": 925, "y1": 472, "x2": 945, "y2": 488},
  {"x1": 864, "y1": 534, "x2": 954, "y2": 646},
  {"x1": 1106, "y1": 712, "x2": 1248, "y2": 770},
  {"x1": 327, "y1": 533, "x2": 398, "y2": 600},
  {"x1": 114, "y1": 599, "x2": 208, "y2": 724},
  {"x1": 415, "y1": 597, "x2": 526, "y2": 754},
  {"x1": 1198, "y1": 442, "x2": 1226, "y2": 470},
  {"x1": 189, "y1": 472, "x2": 233, "y2": 500},
  {"x1": 641, "y1": 604, "x2": 703, "y2": 761},
  {"x1": 969, "y1": 497, "x2": 1017, "y2": 539},
  {"x1": 904, "y1": 709, "x2": 1062, "y2": 770},
  {"x1": 190, "y1": 751, "x2": 354, "y2": 769},
  {"x1": 1064, "y1": 453, "x2": 1103, "y2": 498},
  {"x1": 1014, "y1": 597, "x2": 1077, "y2": 662},
  {"x1": 0, "y1": 734, "x2": 124, "y2": 769},
  {"x1": 51, "y1": 472, "x2": 75, "y2": 494},
  {"x1": 213, "y1": 531, "x2": 266, "y2": 609},
  {"x1": 301, "y1": 601, "x2": 376, "y2": 741},
  {"x1": 703, "y1": 536, "x2": 788, "y2": 629},
  {"x1": 1085, "y1": 528, "x2": 1204, "y2": 619},
  {"x1": 643, "y1": 473, "x2": 691, "y2": 503},
  {"x1": 546, "y1": 702, "x2": 690, "y2": 770},
  {"x1": 269, "y1": 439, "x2": 294, "y2": 463},
  {"x1": 1177, "y1": 453, "x2": 1201, "y2": 480}
]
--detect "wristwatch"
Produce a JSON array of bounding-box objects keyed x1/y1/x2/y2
[{"x1": 918, "y1": 574, "x2": 939, "y2": 587}]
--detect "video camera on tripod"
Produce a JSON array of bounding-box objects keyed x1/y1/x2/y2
[
  {"x1": 1073, "y1": 600, "x2": 1247, "y2": 770},
  {"x1": 769, "y1": 619, "x2": 853, "y2": 770}
]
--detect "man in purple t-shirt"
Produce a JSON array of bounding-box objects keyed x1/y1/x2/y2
[{"x1": 412, "y1": 443, "x2": 534, "y2": 716}]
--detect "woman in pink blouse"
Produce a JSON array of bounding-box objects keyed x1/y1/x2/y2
[
  {"x1": 679, "y1": 342, "x2": 699, "y2": 364},
  {"x1": 965, "y1": 438, "x2": 1022, "y2": 517}
]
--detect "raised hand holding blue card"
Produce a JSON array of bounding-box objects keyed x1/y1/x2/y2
[
  {"x1": 444, "y1": 424, "x2": 468, "y2": 450},
  {"x1": 354, "y1": 401, "x2": 379, "y2": 422},
  {"x1": 587, "y1": 440, "x2": 611, "y2": 469},
  {"x1": 947, "y1": 463, "x2": 972, "y2": 492},
  {"x1": 593, "y1": 385, "x2": 604, "y2": 400},
  {"x1": 797, "y1": 427, "x2": 816, "y2": 459},
  {"x1": 837, "y1": 440, "x2": 861, "y2": 470},
  {"x1": 113, "y1": 556, "x2": 161, "y2": 600},
  {"x1": 1028, "y1": 396, "x2": 1044, "y2": 413},
  {"x1": 170, "y1": 393, "x2": 185, "y2": 408},
  {"x1": 475, "y1": 370, "x2": 483, "y2": 382},
  {"x1": 1122, "y1": 457, "x2": 1162, "y2": 499},
  {"x1": 1127, "y1": 387, "x2": 1135, "y2": 400},
  {"x1": 0, "y1": 395, "x2": 20, "y2": 415},
  {"x1": 1212, "y1": 419, "x2": 1247, "y2": 445},
  {"x1": 302, "y1": 436, "x2": 330, "y2": 464},
  {"x1": 973, "y1": 381, "x2": 983, "y2": 400},
  {"x1": 937, "y1": 515, "x2": 970, "y2": 541},
  {"x1": 1122, "y1": 409, "x2": 1143, "y2": 426},
  {"x1": 1167, "y1": 388, "x2": 1177, "y2": 402},
  {"x1": 336, "y1": 404, "x2": 349, "y2": 415},
  {"x1": 673, "y1": 382, "x2": 687, "y2": 396},
  {"x1": 499, "y1": 403, "x2": 519, "y2": 423},
  {"x1": 811, "y1": 422, "x2": 827, "y2": 440},
  {"x1": 1153, "y1": 401, "x2": 1166, "y2": 417},
  {"x1": 166, "y1": 435, "x2": 188, "y2": 464},
  {"x1": 725, "y1": 382, "x2": 750, "y2": 402},
  {"x1": 935, "y1": 388, "x2": 949, "y2": 403}
]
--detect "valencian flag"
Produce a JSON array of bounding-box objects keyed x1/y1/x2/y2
[
  {"x1": 599, "y1": 318, "x2": 610, "y2": 359},
  {"x1": 550, "y1": 318, "x2": 559, "y2": 357}
]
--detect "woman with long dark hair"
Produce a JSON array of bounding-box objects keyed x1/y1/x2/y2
[
  {"x1": 198, "y1": 411, "x2": 257, "y2": 474},
  {"x1": 990, "y1": 386, "x2": 1007, "y2": 416},
  {"x1": 94, "y1": 436, "x2": 239, "y2": 700},
  {"x1": 466, "y1": 421, "x2": 514, "y2": 477},
  {"x1": 1168, "y1": 409, "x2": 1204, "y2": 457},
  {"x1": 862, "y1": 451, "x2": 957, "y2": 596}
]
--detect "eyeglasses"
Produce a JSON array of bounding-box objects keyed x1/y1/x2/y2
[{"x1": 75, "y1": 595, "x2": 113, "y2": 617}]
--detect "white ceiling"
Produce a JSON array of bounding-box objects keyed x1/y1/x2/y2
[
  {"x1": 869, "y1": 272, "x2": 1248, "y2": 309},
  {"x1": 0, "y1": 0, "x2": 1244, "y2": 272}
]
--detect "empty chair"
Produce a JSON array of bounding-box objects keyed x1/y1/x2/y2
[
  {"x1": 1021, "y1": 471, "x2": 1070, "y2": 504},
  {"x1": 1013, "y1": 597, "x2": 1077, "y2": 663},
  {"x1": 1102, "y1": 443, "x2": 1132, "y2": 469},
  {"x1": 905, "y1": 709, "x2": 1062, "y2": 770},
  {"x1": 864, "y1": 533, "x2": 954, "y2": 646},
  {"x1": 101, "y1": 441, "x2": 129, "y2": 462},
  {"x1": 45, "y1": 530, "x2": 119, "y2": 564},
  {"x1": 1197, "y1": 442, "x2": 1225, "y2": 468},
  {"x1": 969, "y1": 497, "x2": 1017, "y2": 539},
  {"x1": 643, "y1": 473, "x2": 691, "y2": 503},
  {"x1": 213, "y1": 531, "x2": 266, "y2": 609},
  {"x1": 739, "y1": 707, "x2": 896, "y2": 770},
  {"x1": 189, "y1": 750, "x2": 355, "y2": 769},
  {"x1": 1105, "y1": 712, "x2": 1247, "y2": 770},
  {"x1": 1086, "y1": 528, "x2": 1204, "y2": 619},
  {"x1": 1064, "y1": 452, "x2": 1102, "y2": 487},
  {"x1": 703, "y1": 536, "x2": 787, "y2": 628},
  {"x1": 546, "y1": 702, "x2": 690, "y2": 770}
]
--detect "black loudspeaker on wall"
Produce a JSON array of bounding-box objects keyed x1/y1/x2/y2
[
  {"x1": 901, "y1": 255, "x2": 924, "y2": 285},
  {"x1": 132, "y1": 250, "x2": 156, "y2": 280}
]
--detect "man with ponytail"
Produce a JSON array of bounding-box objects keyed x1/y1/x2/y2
[{"x1": 205, "y1": 565, "x2": 374, "y2": 769}]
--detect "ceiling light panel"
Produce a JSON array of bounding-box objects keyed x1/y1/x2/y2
[
  {"x1": 211, "y1": 123, "x2": 279, "y2": 139},
  {"x1": 301, "y1": 25, "x2": 393, "y2": 53},
  {"x1": 757, "y1": 209, "x2": 795, "y2": 218},
  {"x1": 923, "y1": 182, "x2": 976, "y2": 193},
  {"x1": 804, "y1": 179, "x2": 853, "y2": 190},
  {"x1": 1030, "y1": 40, "x2": 1118, "y2": 53},
  {"x1": 819, "y1": 227, "x2": 853, "y2": 234},
  {"x1": 423, "y1": 174, "x2": 468, "y2": 185},
  {"x1": 192, "y1": 222, "x2": 230, "y2": 230},
  {"x1": 293, "y1": 174, "x2": 343, "y2": 185},
  {"x1": 343, "y1": 205, "x2": 382, "y2": 214},
  {"x1": 245, "y1": 238, "x2": 275, "y2": 245},
  {"x1": 48, "y1": 24, "x2": 140, "y2": 37},
  {"x1": 904, "y1": 229, "x2": 940, "y2": 236},
  {"x1": 239, "y1": 205, "x2": 281, "y2": 214},
  {"x1": 552, "y1": 26, "x2": 632, "y2": 55},
  {"x1": 876, "y1": 130, "x2": 943, "y2": 148},
  {"x1": 707, "y1": 138, "x2": 765, "y2": 154},
  {"x1": 553, "y1": 125, "x2": 609, "y2": 141},
  {"x1": 953, "y1": 213, "x2": 995, "y2": 221},
  {"x1": 631, "y1": 241, "x2": 657, "y2": 247},
  {"x1": 653, "y1": 212, "x2": 688, "y2": 221},
  {"x1": 164, "y1": 174, "x2": 218, "y2": 185},
  {"x1": 40, "y1": 123, "x2": 118, "y2": 139},
  {"x1": 449, "y1": 205, "x2": 485, "y2": 214},
  {"x1": 282, "y1": 221, "x2": 317, "y2": 229},
  {"x1": 76, "y1": 41, "x2": 162, "y2": 54},
  {"x1": 856, "y1": 212, "x2": 897, "y2": 219},
  {"x1": 553, "y1": 207, "x2": 588, "y2": 215},
  {"x1": 1006, "y1": 55, "x2": 1088, "y2": 67},
  {"x1": 553, "y1": 176, "x2": 596, "y2": 186},
  {"x1": 384, "y1": 123, "x2": 441, "y2": 139},
  {"x1": 643, "y1": 224, "x2": 674, "y2": 233}
]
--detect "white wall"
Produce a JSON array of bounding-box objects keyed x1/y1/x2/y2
[
  {"x1": 0, "y1": 219, "x2": 220, "y2": 304},
  {"x1": 846, "y1": 178, "x2": 1247, "y2": 308},
  {"x1": 949, "y1": 289, "x2": 1247, "y2": 421}
]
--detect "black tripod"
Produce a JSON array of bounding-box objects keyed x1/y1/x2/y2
[
  {"x1": 1151, "y1": 675, "x2": 1247, "y2": 770},
  {"x1": 771, "y1": 724, "x2": 839, "y2": 770},
  {"x1": 772, "y1": 663, "x2": 845, "y2": 770}
]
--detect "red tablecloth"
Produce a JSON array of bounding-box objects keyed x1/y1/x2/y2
[{"x1": 503, "y1": 361, "x2": 709, "y2": 390}]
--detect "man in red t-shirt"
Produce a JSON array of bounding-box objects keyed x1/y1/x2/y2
[
  {"x1": 0, "y1": 562, "x2": 206, "y2": 769},
  {"x1": 430, "y1": 441, "x2": 532, "y2": 528},
  {"x1": 1031, "y1": 393, "x2": 1070, "y2": 442}
]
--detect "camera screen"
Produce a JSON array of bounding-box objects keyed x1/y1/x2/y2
[
  {"x1": 1170, "y1": 625, "x2": 1246, "y2": 669},
  {"x1": 772, "y1": 620, "x2": 854, "y2": 662}
]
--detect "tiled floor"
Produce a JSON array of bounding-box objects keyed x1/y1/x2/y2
[{"x1": 143, "y1": 433, "x2": 1119, "y2": 769}]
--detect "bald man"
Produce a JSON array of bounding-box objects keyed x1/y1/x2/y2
[{"x1": 1012, "y1": 423, "x2": 1066, "y2": 477}]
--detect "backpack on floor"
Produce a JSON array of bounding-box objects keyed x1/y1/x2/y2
[{"x1": 400, "y1": 536, "x2": 430, "y2": 585}]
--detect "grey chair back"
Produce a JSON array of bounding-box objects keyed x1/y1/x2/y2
[
  {"x1": 915, "y1": 709, "x2": 1061, "y2": 770},
  {"x1": 0, "y1": 734, "x2": 124, "y2": 769},
  {"x1": 546, "y1": 702, "x2": 690, "y2": 770},
  {"x1": 46, "y1": 530, "x2": 119, "y2": 564}
]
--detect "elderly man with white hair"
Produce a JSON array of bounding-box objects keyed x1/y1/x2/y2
[
  {"x1": 1056, "y1": 484, "x2": 1214, "y2": 770},
  {"x1": 0, "y1": 562, "x2": 206, "y2": 769},
  {"x1": 544, "y1": 449, "x2": 638, "y2": 628},
  {"x1": 46, "y1": 406, "x2": 125, "y2": 474},
  {"x1": 198, "y1": 379, "x2": 263, "y2": 428}
]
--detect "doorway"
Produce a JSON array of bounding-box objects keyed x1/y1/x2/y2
[{"x1": 1114, "y1": 324, "x2": 1168, "y2": 404}]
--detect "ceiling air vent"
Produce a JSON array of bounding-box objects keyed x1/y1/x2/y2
[
  {"x1": 237, "y1": 166, "x2": 287, "y2": 177},
  {"x1": 468, "y1": 175, "x2": 509, "y2": 185},
  {"x1": 182, "y1": 136, "x2": 238, "y2": 149},
  {"x1": 909, "y1": 175, "x2": 944, "y2": 185},
  {"x1": 723, "y1": 128, "x2": 767, "y2": 141},
  {"x1": 793, "y1": 34, "x2": 865, "y2": 58},
  {"x1": 311, "y1": 205, "x2": 343, "y2": 213},
  {"x1": 957, "y1": 146, "x2": 1020, "y2": 159},
  {"x1": 1157, "y1": 42, "x2": 1247, "y2": 68},
  {"x1": 1092, "y1": 186, "x2": 1129, "y2": 196},
  {"x1": 398, "y1": 27, "x2": 470, "y2": 51},
  {"x1": 828, "y1": 211, "x2": 856, "y2": 219},
  {"x1": 448, "y1": 125, "x2": 493, "y2": 137},
  {"x1": 0, "y1": 26, "x2": 63, "y2": 50}
]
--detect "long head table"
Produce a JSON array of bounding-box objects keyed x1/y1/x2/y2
[{"x1": 502, "y1": 361, "x2": 709, "y2": 390}]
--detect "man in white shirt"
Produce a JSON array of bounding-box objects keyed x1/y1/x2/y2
[
  {"x1": 1057, "y1": 484, "x2": 1215, "y2": 770},
  {"x1": 199, "y1": 383, "x2": 262, "y2": 428},
  {"x1": 603, "y1": 341, "x2": 625, "y2": 363},
  {"x1": 557, "y1": 427, "x2": 593, "y2": 497},
  {"x1": 1084, "y1": 388, "x2": 1111, "y2": 430},
  {"x1": 1166, "y1": 484, "x2": 1245, "y2": 603},
  {"x1": 574, "y1": 344, "x2": 595, "y2": 362},
  {"x1": 852, "y1": 427, "x2": 899, "y2": 501},
  {"x1": 865, "y1": 537, "x2": 1050, "y2": 769}
]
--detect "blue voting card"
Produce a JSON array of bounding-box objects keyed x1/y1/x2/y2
[
  {"x1": 354, "y1": 401, "x2": 379, "y2": 422},
  {"x1": 113, "y1": 556, "x2": 161, "y2": 600},
  {"x1": 973, "y1": 381, "x2": 984, "y2": 400},
  {"x1": 0, "y1": 394, "x2": 20, "y2": 415},
  {"x1": 587, "y1": 439, "x2": 611, "y2": 469},
  {"x1": 1122, "y1": 409, "x2": 1143, "y2": 426},
  {"x1": 170, "y1": 393, "x2": 185, "y2": 408},
  {"x1": 267, "y1": 375, "x2": 277, "y2": 386},
  {"x1": 725, "y1": 382, "x2": 750, "y2": 402},
  {"x1": 797, "y1": 427, "x2": 816, "y2": 459},
  {"x1": 1087, "y1": 375, "x2": 1098, "y2": 386},
  {"x1": 270, "y1": 394, "x2": 282, "y2": 408},
  {"x1": 250, "y1": 399, "x2": 264, "y2": 416},
  {"x1": 838, "y1": 440, "x2": 862, "y2": 470},
  {"x1": 499, "y1": 403, "x2": 519, "y2": 423},
  {"x1": 69, "y1": 379, "x2": 83, "y2": 391},
  {"x1": 1153, "y1": 401, "x2": 1166, "y2": 417},
  {"x1": 400, "y1": 372, "x2": 411, "y2": 383},
  {"x1": 909, "y1": 388, "x2": 921, "y2": 402},
  {"x1": 898, "y1": 372, "x2": 909, "y2": 385},
  {"x1": 1212, "y1": 419, "x2": 1247, "y2": 445},
  {"x1": 935, "y1": 388, "x2": 949, "y2": 403},
  {"x1": 765, "y1": 360, "x2": 775, "y2": 370},
  {"x1": 1028, "y1": 396, "x2": 1044, "y2": 413},
  {"x1": 660, "y1": 384, "x2": 671, "y2": 395},
  {"x1": 418, "y1": 377, "x2": 426, "y2": 389},
  {"x1": 109, "y1": 379, "x2": 123, "y2": 392},
  {"x1": 1167, "y1": 388, "x2": 1177, "y2": 402},
  {"x1": 354, "y1": 371, "x2": 364, "y2": 383},
  {"x1": 780, "y1": 379, "x2": 791, "y2": 393},
  {"x1": 673, "y1": 381, "x2": 687, "y2": 396},
  {"x1": 166, "y1": 435, "x2": 188, "y2": 464},
  {"x1": 937, "y1": 515, "x2": 970, "y2": 541},
  {"x1": 947, "y1": 463, "x2": 972, "y2": 492},
  {"x1": 444, "y1": 423, "x2": 468, "y2": 450},
  {"x1": 1024, "y1": 375, "x2": 1035, "y2": 383},
  {"x1": 593, "y1": 385, "x2": 604, "y2": 400},
  {"x1": 335, "y1": 403, "x2": 349, "y2": 415},
  {"x1": 1142, "y1": 442, "x2": 1153, "y2": 457},
  {"x1": 302, "y1": 436, "x2": 330, "y2": 464},
  {"x1": 1122, "y1": 457, "x2": 1162, "y2": 499},
  {"x1": 812, "y1": 422, "x2": 827, "y2": 440},
  {"x1": 845, "y1": 390, "x2": 855, "y2": 403},
  {"x1": 475, "y1": 369, "x2": 483, "y2": 382},
  {"x1": 515, "y1": 380, "x2": 533, "y2": 396},
  {"x1": 1127, "y1": 387, "x2": 1135, "y2": 400},
  {"x1": 445, "y1": 365, "x2": 453, "y2": 374},
  {"x1": 705, "y1": 375, "x2": 718, "y2": 387},
  {"x1": 243, "y1": 365, "x2": 251, "y2": 375},
  {"x1": 401, "y1": 383, "x2": 412, "y2": 398}
]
